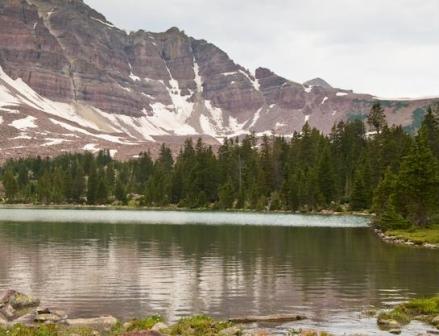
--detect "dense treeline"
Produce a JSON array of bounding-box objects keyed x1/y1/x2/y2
[{"x1": 1, "y1": 103, "x2": 439, "y2": 229}]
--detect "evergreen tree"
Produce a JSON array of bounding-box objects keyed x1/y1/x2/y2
[
  {"x1": 395, "y1": 131, "x2": 439, "y2": 227},
  {"x1": 87, "y1": 164, "x2": 98, "y2": 205},
  {"x1": 218, "y1": 178, "x2": 235, "y2": 209},
  {"x1": 419, "y1": 106, "x2": 439, "y2": 159},
  {"x1": 2, "y1": 170, "x2": 18, "y2": 202},
  {"x1": 367, "y1": 101, "x2": 386, "y2": 134}
]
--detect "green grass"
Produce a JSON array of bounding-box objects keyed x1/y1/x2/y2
[
  {"x1": 378, "y1": 296, "x2": 439, "y2": 325},
  {"x1": 166, "y1": 315, "x2": 233, "y2": 336},
  {"x1": 125, "y1": 315, "x2": 163, "y2": 331},
  {"x1": 0, "y1": 316, "x2": 236, "y2": 336},
  {"x1": 387, "y1": 225, "x2": 439, "y2": 244}
]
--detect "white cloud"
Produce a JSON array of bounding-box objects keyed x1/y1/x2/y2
[{"x1": 85, "y1": 0, "x2": 439, "y2": 98}]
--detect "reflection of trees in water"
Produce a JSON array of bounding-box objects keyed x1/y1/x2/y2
[{"x1": 0, "y1": 222, "x2": 438, "y2": 319}]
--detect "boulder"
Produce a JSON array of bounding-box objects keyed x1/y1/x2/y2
[
  {"x1": 219, "y1": 326, "x2": 242, "y2": 336},
  {"x1": 242, "y1": 329, "x2": 272, "y2": 336},
  {"x1": 377, "y1": 318, "x2": 401, "y2": 329},
  {"x1": 0, "y1": 303, "x2": 16, "y2": 320},
  {"x1": 432, "y1": 315, "x2": 439, "y2": 327},
  {"x1": 12, "y1": 312, "x2": 35, "y2": 326},
  {"x1": 1, "y1": 290, "x2": 40, "y2": 310},
  {"x1": 34, "y1": 308, "x2": 68, "y2": 323},
  {"x1": 151, "y1": 322, "x2": 168, "y2": 332},
  {"x1": 66, "y1": 316, "x2": 118, "y2": 329},
  {"x1": 389, "y1": 329, "x2": 401, "y2": 335},
  {"x1": 0, "y1": 314, "x2": 8, "y2": 326}
]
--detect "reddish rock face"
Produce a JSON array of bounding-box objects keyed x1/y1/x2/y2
[{"x1": 0, "y1": 0, "x2": 437, "y2": 162}]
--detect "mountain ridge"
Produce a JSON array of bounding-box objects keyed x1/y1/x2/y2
[{"x1": 0, "y1": 0, "x2": 437, "y2": 161}]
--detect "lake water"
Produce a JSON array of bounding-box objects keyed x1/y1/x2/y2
[{"x1": 0, "y1": 209, "x2": 438, "y2": 335}]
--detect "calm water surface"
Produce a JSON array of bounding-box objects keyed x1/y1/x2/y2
[{"x1": 0, "y1": 209, "x2": 438, "y2": 335}]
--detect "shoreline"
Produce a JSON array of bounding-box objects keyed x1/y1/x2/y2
[
  {"x1": 373, "y1": 227, "x2": 439, "y2": 249},
  {"x1": 2, "y1": 204, "x2": 439, "y2": 249},
  {"x1": 0, "y1": 203, "x2": 372, "y2": 217}
]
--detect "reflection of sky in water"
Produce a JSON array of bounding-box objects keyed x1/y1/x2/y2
[
  {"x1": 0, "y1": 210, "x2": 438, "y2": 335},
  {"x1": 0, "y1": 208, "x2": 370, "y2": 227}
]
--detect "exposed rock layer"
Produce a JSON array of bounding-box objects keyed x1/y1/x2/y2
[{"x1": 0, "y1": 0, "x2": 437, "y2": 161}]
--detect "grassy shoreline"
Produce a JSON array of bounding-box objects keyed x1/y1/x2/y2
[
  {"x1": 377, "y1": 295, "x2": 439, "y2": 329},
  {"x1": 386, "y1": 225, "x2": 439, "y2": 245}
]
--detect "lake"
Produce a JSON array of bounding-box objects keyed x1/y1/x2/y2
[{"x1": 0, "y1": 209, "x2": 438, "y2": 335}]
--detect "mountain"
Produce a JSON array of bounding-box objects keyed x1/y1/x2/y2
[{"x1": 0, "y1": 0, "x2": 437, "y2": 161}]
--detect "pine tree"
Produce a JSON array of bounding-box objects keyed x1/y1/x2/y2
[
  {"x1": 2, "y1": 169, "x2": 18, "y2": 202},
  {"x1": 95, "y1": 176, "x2": 108, "y2": 204},
  {"x1": 218, "y1": 178, "x2": 235, "y2": 209},
  {"x1": 87, "y1": 164, "x2": 98, "y2": 205},
  {"x1": 317, "y1": 146, "x2": 336, "y2": 205},
  {"x1": 419, "y1": 106, "x2": 439, "y2": 159},
  {"x1": 395, "y1": 130, "x2": 439, "y2": 227},
  {"x1": 115, "y1": 179, "x2": 127, "y2": 204},
  {"x1": 367, "y1": 101, "x2": 386, "y2": 134},
  {"x1": 372, "y1": 167, "x2": 398, "y2": 216}
]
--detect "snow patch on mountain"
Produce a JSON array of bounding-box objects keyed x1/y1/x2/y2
[
  {"x1": 42, "y1": 138, "x2": 68, "y2": 146},
  {"x1": 83, "y1": 143, "x2": 99, "y2": 152},
  {"x1": 193, "y1": 60, "x2": 203, "y2": 92},
  {"x1": 91, "y1": 17, "x2": 115, "y2": 29},
  {"x1": 248, "y1": 107, "x2": 262, "y2": 129},
  {"x1": 9, "y1": 116, "x2": 37, "y2": 130}
]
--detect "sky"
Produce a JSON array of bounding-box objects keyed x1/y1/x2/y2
[{"x1": 85, "y1": 0, "x2": 439, "y2": 98}]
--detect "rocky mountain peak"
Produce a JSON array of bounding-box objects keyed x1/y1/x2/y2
[
  {"x1": 304, "y1": 77, "x2": 333, "y2": 90},
  {"x1": 0, "y1": 0, "x2": 437, "y2": 162}
]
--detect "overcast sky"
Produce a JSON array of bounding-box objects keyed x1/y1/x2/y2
[{"x1": 85, "y1": 0, "x2": 439, "y2": 98}]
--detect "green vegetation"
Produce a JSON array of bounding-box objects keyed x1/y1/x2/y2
[
  {"x1": 378, "y1": 295, "x2": 439, "y2": 325},
  {"x1": 167, "y1": 315, "x2": 232, "y2": 336},
  {"x1": 373, "y1": 105, "x2": 439, "y2": 230},
  {"x1": 125, "y1": 315, "x2": 163, "y2": 331},
  {"x1": 387, "y1": 225, "x2": 439, "y2": 244},
  {"x1": 1, "y1": 102, "x2": 439, "y2": 234},
  {"x1": 0, "y1": 316, "x2": 234, "y2": 336},
  {"x1": 367, "y1": 101, "x2": 386, "y2": 134}
]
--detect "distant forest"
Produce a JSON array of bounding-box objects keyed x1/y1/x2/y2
[{"x1": 1, "y1": 102, "x2": 439, "y2": 230}]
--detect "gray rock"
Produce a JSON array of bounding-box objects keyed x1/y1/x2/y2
[
  {"x1": 229, "y1": 314, "x2": 306, "y2": 323},
  {"x1": 1, "y1": 304, "x2": 16, "y2": 320},
  {"x1": 12, "y1": 312, "x2": 36, "y2": 326},
  {"x1": 66, "y1": 316, "x2": 118, "y2": 328},
  {"x1": 219, "y1": 326, "x2": 242, "y2": 336},
  {"x1": 377, "y1": 318, "x2": 401, "y2": 329},
  {"x1": 151, "y1": 322, "x2": 169, "y2": 332},
  {"x1": 1, "y1": 290, "x2": 40, "y2": 310}
]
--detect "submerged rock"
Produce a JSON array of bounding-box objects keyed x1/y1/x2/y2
[{"x1": 229, "y1": 314, "x2": 306, "y2": 323}]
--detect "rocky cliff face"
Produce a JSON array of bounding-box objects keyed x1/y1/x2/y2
[{"x1": 0, "y1": 0, "x2": 437, "y2": 160}]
